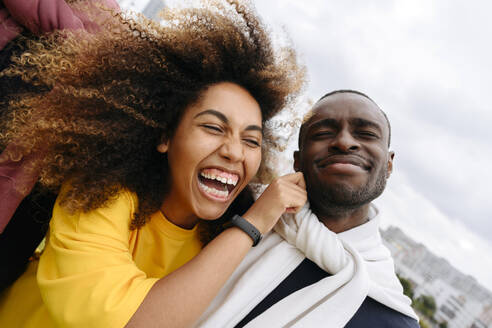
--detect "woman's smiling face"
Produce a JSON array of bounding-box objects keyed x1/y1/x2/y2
[{"x1": 158, "y1": 82, "x2": 263, "y2": 228}]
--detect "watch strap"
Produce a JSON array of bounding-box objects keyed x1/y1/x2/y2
[{"x1": 229, "y1": 214, "x2": 262, "y2": 247}]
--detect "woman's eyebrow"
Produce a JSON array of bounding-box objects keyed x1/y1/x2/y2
[
  {"x1": 194, "y1": 109, "x2": 262, "y2": 133},
  {"x1": 245, "y1": 125, "x2": 263, "y2": 133},
  {"x1": 194, "y1": 109, "x2": 229, "y2": 124}
]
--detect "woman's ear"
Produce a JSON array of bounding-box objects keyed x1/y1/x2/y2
[{"x1": 156, "y1": 138, "x2": 170, "y2": 154}]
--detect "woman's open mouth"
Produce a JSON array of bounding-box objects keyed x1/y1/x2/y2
[{"x1": 197, "y1": 168, "x2": 239, "y2": 201}]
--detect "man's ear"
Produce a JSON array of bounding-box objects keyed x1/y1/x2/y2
[
  {"x1": 293, "y1": 150, "x2": 301, "y2": 172},
  {"x1": 386, "y1": 151, "x2": 395, "y2": 178},
  {"x1": 156, "y1": 137, "x2": 170, "y2": 154}
]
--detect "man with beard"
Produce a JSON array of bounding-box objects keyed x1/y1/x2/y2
[{"x1": 197, "y1": 90, "x2": 420, "y2": 328}]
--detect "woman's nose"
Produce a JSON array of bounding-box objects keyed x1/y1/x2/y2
[{"x1": 218, "y1": 138, "x2": 245, "y2": 162}]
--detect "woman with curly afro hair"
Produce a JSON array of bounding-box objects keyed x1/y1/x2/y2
[{"x1": 0, "y1": 0, "x2": 305, "y2": 327}]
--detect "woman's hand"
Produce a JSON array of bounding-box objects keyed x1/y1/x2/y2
[{"x1": 242, "y1": 172, "x2": 307, "y2": 234}]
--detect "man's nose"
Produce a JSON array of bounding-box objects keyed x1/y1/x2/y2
[
  {"x1": 330, "y1": 130, "x2": 360, "y2": 152},
  {"x1": 218, "y1": 138, "x2": 245, "y2": 162}
]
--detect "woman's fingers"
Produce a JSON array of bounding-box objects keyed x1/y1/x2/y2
[
  {"x1": 277, "y1": 173, "x2": 307, "y2": 212},
  {"x1": 242, "y1": 172, "x2": 307, "y2": 233},
  {"x1": 279, "y1": 172, "x2": 306, "y2": 189}
]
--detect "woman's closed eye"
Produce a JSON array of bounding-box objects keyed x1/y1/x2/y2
[
  {"x1": 243, "y1": 138, "x2": 260, "y2": 148},
  {"x1": 202, "y1": 124, "x2": 224, "y2": 133}
]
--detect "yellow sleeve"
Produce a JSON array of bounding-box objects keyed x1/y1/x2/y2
[{"x1": 37, "y1": 190, "x2": 158, "y2": 328}]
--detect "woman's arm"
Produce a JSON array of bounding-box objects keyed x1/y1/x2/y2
[
  {"x1": 126, "y1": 172, "x2": 306, "y2": 328},
  {"x1": 127, "y1": 227, "x2": 255, "y2": 327}
]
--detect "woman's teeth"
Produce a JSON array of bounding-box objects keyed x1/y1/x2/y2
[
  {"x1": 198, "y1": 169, "x2": 240, "y2": 199},
  {"x1": 200, "y1": 170, "x2": 238, "y2": 186}
]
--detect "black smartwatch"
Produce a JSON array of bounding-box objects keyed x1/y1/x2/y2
[{"x1": 228, "y1": 214, "x2": 262, "y2": 247}]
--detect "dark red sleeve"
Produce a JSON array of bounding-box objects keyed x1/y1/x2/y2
[{"x1": 3, "y1": 0, "x2": 84, "y2": 34}]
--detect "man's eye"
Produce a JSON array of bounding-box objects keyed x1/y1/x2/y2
[
  {"x1": 357, "y1": 131, "x2": 378, "y2": 138},
  {"x1": 312, "y1": 131, "x2": 334, "y2": 138}
]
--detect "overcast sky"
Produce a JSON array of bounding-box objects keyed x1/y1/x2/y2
[{"x1": 123, "y1": 0, "x2": 492, "y2": 291}]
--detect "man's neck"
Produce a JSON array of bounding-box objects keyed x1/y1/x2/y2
[{"x1": 315, "y1": 203, "x2": 371, "y2": 233}]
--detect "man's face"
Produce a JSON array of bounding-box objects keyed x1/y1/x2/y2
[{"x1": 294, "y1": 93, "x2": 394, "y2": 212}]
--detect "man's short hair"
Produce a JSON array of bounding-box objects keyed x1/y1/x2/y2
[{"x1": 298, "y1": 90, "x2": 392, "y2": 149}]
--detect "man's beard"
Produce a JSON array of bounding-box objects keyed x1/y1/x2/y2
[{"x1": 307, "y1": 166, "x2": 387, "y2": 217}]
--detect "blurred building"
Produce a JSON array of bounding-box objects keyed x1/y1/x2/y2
[
  {"x1": 414, "y1": 279, "x2": 485, "y2": 328},
  {"x1": 473, "y1": 305, "x2": 492, "y2": 328},
  {"x1": 118, "y1": 0, "x2": 165, "y2": 19},
  {"x1": 382, "y1": 226, "x2": 492, "y2": 328}
]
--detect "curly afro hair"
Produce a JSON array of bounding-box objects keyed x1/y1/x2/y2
[{"x1": 0, "y1": 0, "x2": 305, "y2": 233}]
